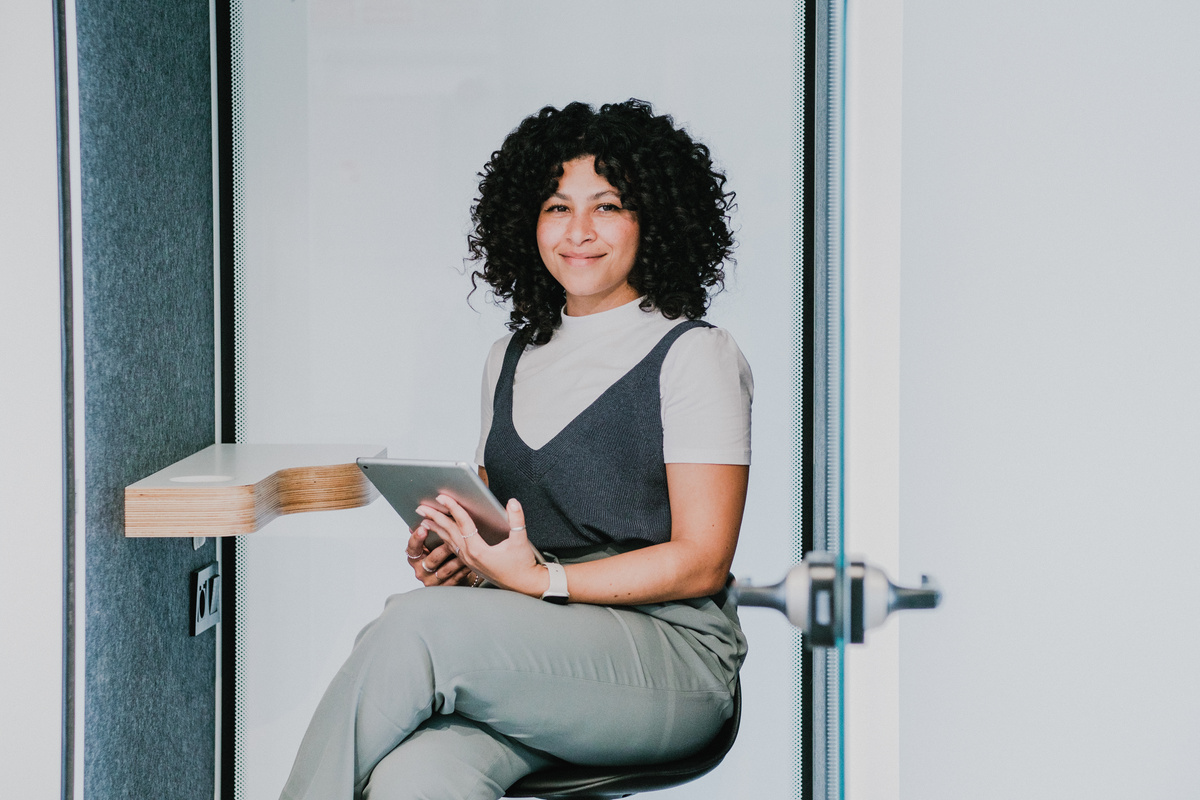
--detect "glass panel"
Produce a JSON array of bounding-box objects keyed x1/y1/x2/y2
[
  {"x1": 893, "y1": 5, "x2": 1200, "y2": 798},
  {"x1": 812, "y1": 0, "x2": 846, "y2": 797},
  {"x1": 223, "y1": 1, "x2": 815, "y2": 798}
]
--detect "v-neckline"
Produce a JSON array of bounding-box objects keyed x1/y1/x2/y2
[
  {"x1": 506, "y1": 335, "x2": 664, "y2": 455},
  {"x1": 502, "y1": 319, "x2": 705, "y2": 456}
]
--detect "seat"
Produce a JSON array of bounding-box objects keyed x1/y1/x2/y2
[{"x1": 505, "y1": 678, "x2": 741, "y2": 799}]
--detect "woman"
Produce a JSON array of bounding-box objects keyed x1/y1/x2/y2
[{"x1": 281, "y1": 99, "x2": 753, "y2": 800}]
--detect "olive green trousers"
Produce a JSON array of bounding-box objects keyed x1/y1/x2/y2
[{"x1": 278, "y1": 585, "x2": 736, "y2": 800}]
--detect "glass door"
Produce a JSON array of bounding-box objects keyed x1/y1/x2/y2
[
  {"x1": 834, "y1": 2, "x2": 1200, "y2": 798},
  {"x1": 216, "y1": 2, "x2": 822, "y2": 798}
]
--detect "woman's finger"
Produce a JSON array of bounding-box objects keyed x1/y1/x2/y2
[
  {"x1": 423, "y1": 542, "x2": 457, "y2": 569},
  {"x1": 413, "y1": 556, "x2": 436, "y2": 584},
  {"x1": 427, "y1": 495, "x2": 481, "y2": 567},
  {"x1": 405, "y1": 523, "x2": 430, "y2": 560},
  {"x1": 505, "y1": 498, "x2": 528, "y2": 542},
  {"x1": 410, "y1": 541, "x2": 442, "y2": 581},
  {"x1": 436, "y1": 495, "x2": 479, "y2": 544},
  {"x1": 417, "y1": 504, "x2": 456, "y2": 535},
  {"x1": 432, "y1": 556, "x2": 463, "y2": 583},
  {"x1": 415, "y1": 506, "x2": 460, "y2": 553},
  {"x1": 417, "y1": 554, "x2": 464, "y2": 586}
]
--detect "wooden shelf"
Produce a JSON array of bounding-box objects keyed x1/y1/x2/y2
[{"x1": 124, "y1": 443, "x2": 386, "y2": 537}]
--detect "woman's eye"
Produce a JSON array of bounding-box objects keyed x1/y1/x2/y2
[
  {"x1": 543, "y1": 204, "x2": 569, "y2": 213},
  {"x1": 597, "y1": 203, "x2": 622, "y2": 212}
]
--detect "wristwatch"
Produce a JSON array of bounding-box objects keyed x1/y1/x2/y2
[{"x1": 540, "y1": 562, "x2": 569, "y2": 605}]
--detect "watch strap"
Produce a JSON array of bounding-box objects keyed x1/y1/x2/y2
[{"x1": 541, "y1": 562, "x2": 569, "y2": 604}]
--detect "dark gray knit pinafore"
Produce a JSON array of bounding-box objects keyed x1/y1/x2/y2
[{"x1": 484, "y1": 320, "x2": 713, "y2": 552}]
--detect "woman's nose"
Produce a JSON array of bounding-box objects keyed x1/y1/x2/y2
[{"x1": 566, "y1": 212, "x2": 595, "y2": 245}]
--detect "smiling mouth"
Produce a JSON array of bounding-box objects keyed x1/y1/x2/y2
[{"x1": 561, "y1": 252, "x2": 604, "y2": 264}]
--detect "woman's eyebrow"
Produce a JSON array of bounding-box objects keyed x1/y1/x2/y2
[{"x1": 546, "y1": 190, "x2": 621, "y2": 202}]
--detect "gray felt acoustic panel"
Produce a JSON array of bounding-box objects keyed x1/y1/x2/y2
[{"x1": 76, "y1": 0, "x2": 216, "y2": 796}]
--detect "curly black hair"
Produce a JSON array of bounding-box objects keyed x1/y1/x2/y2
[{"x1": 469, "y1": 99, "x2": 735, "y2": 345}]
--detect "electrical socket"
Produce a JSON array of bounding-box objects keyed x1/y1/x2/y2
[{"x1": 190, "y1": 562, "x2": 221, "y2": 636}]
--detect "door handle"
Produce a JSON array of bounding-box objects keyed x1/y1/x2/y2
[{"x1": 732, "y1": 552, "x2": 941, "y2": 647}]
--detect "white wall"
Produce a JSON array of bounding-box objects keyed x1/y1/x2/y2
[
  {"x1": 235, "y1": 2, "x2": 801, "y2": 798},
  {"x1": 0, "y1": 1, "x2": 66, "y2": 795},
  {"x1": 844, "y1": 1, "x2": 1200, "y2": 798}
]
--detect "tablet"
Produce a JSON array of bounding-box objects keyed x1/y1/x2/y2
[{"x1": 357, "y1": 458, "x2": 511, "y2": 549}]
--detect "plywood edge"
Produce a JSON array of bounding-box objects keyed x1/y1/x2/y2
[
  {"x1": 124, "y1": 484, "x2": 257, "y2": 537},
  {"x1": 249, "y1": 461, "x2": 379, "y2": 531},
  {"x1": 123, "y1": 446, "x2": 384, "y2": 537},
  {"x1": 271, "y1": 462, "x2": 379, "y2": 516}
]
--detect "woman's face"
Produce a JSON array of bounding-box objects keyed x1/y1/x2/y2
[{"x1": 536, "y1": 156, "x2": 641, "y2": 317}]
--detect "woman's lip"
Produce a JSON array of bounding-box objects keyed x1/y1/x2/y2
[{"x1": 560, "y1": 252, "x2": 603, "y2": 260}]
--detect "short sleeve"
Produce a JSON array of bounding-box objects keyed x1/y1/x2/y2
[
  {"x1": 660, "y1": 326, "x2": 753, "y2": 465},
  {"x1": 475, "y1": 335, "x2": 512, "y2": 466}
]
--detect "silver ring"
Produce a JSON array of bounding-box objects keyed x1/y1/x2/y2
[
  {"x1": 406, "y1": 553, "x2": 423, "y2": 562},
  {"x1": 461, "y1": 529, "x2": 478, "y2": 539},
  {"x1": 421, "y1": 560, "x2": 434, "y2": 574},
  {"x1": 509, "y1": 525, "x2": 526, "y2": 532}
]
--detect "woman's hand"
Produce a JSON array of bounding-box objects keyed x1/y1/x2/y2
[
  {"x1": 405, "y1": 523, "x2": 474, "y2": 587},
  {"x1": 413, "y1": 464, "x2": 748, "y2": 604},
  {"x1": 416, "y1": 496, "x2": 547, "y2": 597}
]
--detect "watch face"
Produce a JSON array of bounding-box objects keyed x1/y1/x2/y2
[{"x1": 543, "y1": 594, "x2": 569, "y2": 605}]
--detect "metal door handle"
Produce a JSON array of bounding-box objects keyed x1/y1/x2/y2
[
  {"x1": 891, "y1": 574, "x2": 941, "y2": 612},
  {"x1": 732, "y1": 553, "x2": 941, "y2": 647}
]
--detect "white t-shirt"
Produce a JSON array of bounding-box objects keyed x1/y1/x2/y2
[{"x1": 475, "y1": 297, "x2": 753, "y2": 466}]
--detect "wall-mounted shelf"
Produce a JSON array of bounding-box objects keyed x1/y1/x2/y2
[{"x1": 124, "y1": 443, "x2": 386, "y2": 537}]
